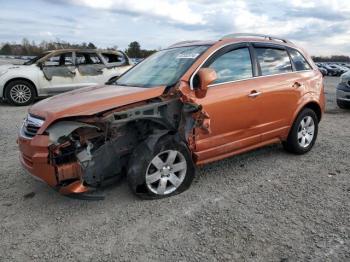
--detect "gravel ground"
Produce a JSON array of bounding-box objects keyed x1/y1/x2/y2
[{"x1": 0, "y1": 76, "x2": 349, "y2": 261}]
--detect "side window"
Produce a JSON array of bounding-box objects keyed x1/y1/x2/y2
[
  {"x1": 102, "y1": 53, "x2": 126, "y2": 65},
  {"x1": 256, "y1": 48, "x2": 292, "y2": 76},
  {"x1": 289, "y1": 49, "x2": 311, "y2": 71},
  {"x1": 89, "y1": 53, "x2": 102, "y2": 64},
  {"x1": 76, "y1": 53, "x2": 102, "y2": 65},
  {"x1": 44, "y1": 53, "x2": 73, "y2": 66},
  {"x1": 208, "y1": 48, "x2": 252, "y2": 84}
]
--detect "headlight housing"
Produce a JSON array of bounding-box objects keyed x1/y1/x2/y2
[{"x1": 20, "y1": 114, "x2": 45, "y2": 138}]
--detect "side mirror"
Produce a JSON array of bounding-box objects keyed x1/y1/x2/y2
[{"x1": 193, "y1": 68, "x2": 217, "y2": 98}]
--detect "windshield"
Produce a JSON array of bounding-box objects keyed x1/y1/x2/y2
[
  {"x1": 23, "y1": 52, "x2": 50, "y2": 65},
  {"x1": 115, "y1": 45, "x2": 209, "y2": 87}
]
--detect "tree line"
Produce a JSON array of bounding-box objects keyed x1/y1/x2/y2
[
  {"x1": 2, "y1": 38, "x2": 348, "y2": 61},
  {"x1": 312, "y1": 55, "x2": 350, "y2": 63},
  {"x1": 0, "y1": 38, "x2": 157, "y2": 58}
]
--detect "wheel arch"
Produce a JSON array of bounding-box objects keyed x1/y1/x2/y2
[
  {"x1": 303, "y1": 101, "x2": 322, "y2": 122},
  {"x1": 290, "y1": 100, "x2": 322, "y2": 129},
  {"x1": 4, "y1": 77, "x2": 38, "y2": 97}
]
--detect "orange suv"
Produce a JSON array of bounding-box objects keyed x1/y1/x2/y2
[{"x1": 18, "y1": 33, "x2": 325, "y2": 199}]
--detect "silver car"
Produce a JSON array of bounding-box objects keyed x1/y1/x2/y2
[
  {"x1": 0, "y1": 49, "x2": 133, "y2": 106},
  {"x1": 337, "y1": 71, "x2": 350, "y2": 109}
]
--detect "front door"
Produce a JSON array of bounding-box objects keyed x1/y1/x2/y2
[
  {"x1": 193, "y1": 46, "x2": 262, "y2": 161},
  {"x1": 39, "y1": 52, "x2": 77, "y2": 95}
]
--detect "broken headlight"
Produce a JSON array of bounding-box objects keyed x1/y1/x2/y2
[{"x1": 20, "y1": 114, "x2": 45, "y2": 138}]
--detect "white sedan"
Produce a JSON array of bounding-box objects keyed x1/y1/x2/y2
[{"x1": 0, "y1": 49, "x2": 133, "y2": 105}]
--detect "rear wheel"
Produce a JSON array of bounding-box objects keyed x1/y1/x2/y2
[
  {"x1": 5, "y1": 80, "x2": 35, "y2": 106},
  {"x1": 127, "y1": 135, "x2": 195, "y2": 199},
  {"x1": 283, "y1": 108, "x2": 318, "y2": 154}
]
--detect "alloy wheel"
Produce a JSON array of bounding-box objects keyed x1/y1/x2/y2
[
  {"x1": 145, "y1": 150, "x2": 187, "y2": 195},
  {"x1": 297, "y1": 116, "x2": 315, "y2": 148},
  {"x1": 10, "y1": 84, "x2": 32, "y2": 104}
]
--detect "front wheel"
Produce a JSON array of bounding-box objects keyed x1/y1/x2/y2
[
  {"x1": 127, "y1": 135, "x2": 195, "y2": 199},
  {"x1": 283, "y1": 108, "x2": 319, "y2": 154},
  {"x1": 5, "y1": 80, "x2": 35, "y2": 106}
]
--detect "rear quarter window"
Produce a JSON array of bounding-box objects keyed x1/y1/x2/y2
[
  {"x1": 256, "y1": 48, "x2": 292, "y2": 76},
  {"x1": 289, "y1": 49, "x2": 311, "y2": 71},
  {"x1": 102, "y1": 53, "x2": 126, "y2": 64}
]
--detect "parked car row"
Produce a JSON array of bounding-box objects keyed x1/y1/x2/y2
[
  {"x1": 315, "y1": 62, "x2": 350, "y2": 76},
  {"x1": 314, "y1": 62, "x2": 350, "y2": 108}
]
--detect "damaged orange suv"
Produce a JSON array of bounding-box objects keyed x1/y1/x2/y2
[{"x1": 18, "y1": 34, "x2": 325, "y2": 199}]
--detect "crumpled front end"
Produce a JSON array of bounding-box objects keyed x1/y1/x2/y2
[
  {"x1": 18, "y1": 134, "x2": 90, "y2": 195},
  {"x1": 18, "y1": 134, "x2": 57, "y2": 187},
  {"x1": 18, "y1": 115, "x2": 90, "y2": 196},
  {"x1": 17, "y1": 83, "x2": 211, "y2": 198}
]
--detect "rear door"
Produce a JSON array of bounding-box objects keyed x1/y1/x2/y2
[
  {"x1": 250, "y1": 44, "x2": 301, "y2": 141},
  {"x1": 74, "y1": 52, "x2": 107, "y2": 87},
  {"x1": 287, "y1": 47, "x2": 316, "y2": 115},
  {"x1": 193, "y1": 45, "x2": 263, "y2": 160}
]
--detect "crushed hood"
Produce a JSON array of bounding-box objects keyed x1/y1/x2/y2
[{"x1": 29, "y1": 85, "x2": 166, "y2": 120}]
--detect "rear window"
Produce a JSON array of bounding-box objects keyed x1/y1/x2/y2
[
  {"x1": 102, "y1": 53, "x2": 126, "y2": 64},
  {"x1": 256, "y1": 48, "x2": 292, "y2": 76},
  {"x1": 289, "y1": 49, "x2": 311, "y2": 71}
]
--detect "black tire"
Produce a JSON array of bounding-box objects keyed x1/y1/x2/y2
[
  {"x1": 337, "y1": 99, "x2": 350, "y2": 109},
  {"x1": 283, "y1": 108, "x2": 318, "y2": 155},
  {"x1": 5, "y1": 80, "x2": 35, "y2": 106},
  {"x1": 127, "y1": 135, "x2": 195, "y2": 199}
]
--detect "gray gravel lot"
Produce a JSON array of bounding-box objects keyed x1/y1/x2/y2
[{"x1": 0, "y1": 76, "x2": 349, "y2": 261}]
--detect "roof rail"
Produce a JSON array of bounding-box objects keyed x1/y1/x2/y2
[
  {"x1": 168, "y1": 40, "x2": 200, "y2": 48},
  {"x1": 221, "y1": 33, "x2": 292, "y2": 44}
]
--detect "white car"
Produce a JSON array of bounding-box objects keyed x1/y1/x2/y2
[{"x1": 0, "y1": 49, "x2": 133, "y2": 105}]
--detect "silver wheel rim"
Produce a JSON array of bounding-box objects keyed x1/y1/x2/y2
[
  {"x1": 10, "y1": 84, "x2": 32, "y2": 104},
  {"x1": 297, "y1": 116, "x2": 315, "y2": 148},
  {"x1": 145, "y1": 150, "x2": 187, "y2": 195}
]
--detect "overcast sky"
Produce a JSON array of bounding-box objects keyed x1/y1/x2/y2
[{"x1": 0, "y1": 0, "x2": 349, "y2": 56}]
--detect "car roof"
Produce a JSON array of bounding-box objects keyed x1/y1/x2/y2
[
  {"x1": 36, "y1": 49, "x2": 126, "y2": 63},
  {"x1": 168, "y1": 33, "x2": 298, "y2": 50},
  {"x1": 45, "y1": 49, "x2": 122, "y2": 54}
]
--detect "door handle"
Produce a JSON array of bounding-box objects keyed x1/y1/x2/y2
[
  {"x1": 293, "y1": 82, "x2": 303, "y2": 88},
  {"x1": 248, "y1": 90, "x2": 262, "y2": 98}
]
